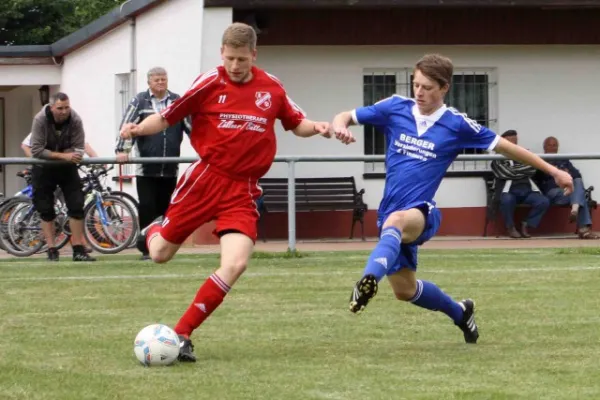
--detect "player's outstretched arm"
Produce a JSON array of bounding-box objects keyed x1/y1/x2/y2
[
  {"x1": 332, "y1": 111, "x2": 356, "y2": 128},
  {"x1": 330, "y1": 110, "x2": 357, "y2": 144},
  {"x1": 292, "y1": 119, "x2": 331, "y2": 138},
  {"x1": 120, "y1": 114, "x2": 169, "y2": 140},
  {"x1": 494, "y1": 137, "x2": 574, "y2": 195}
]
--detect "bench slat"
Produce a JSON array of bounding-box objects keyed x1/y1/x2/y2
[
  {"x1": 264, "y1": 193, "x2": 354, "y2": 200},
  {"x1": 261, "y1": 184, "x2": 354, "y2": 191}
]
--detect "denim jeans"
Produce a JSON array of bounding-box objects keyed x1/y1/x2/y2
[
  {"x1": 546, "y1": 177, "x2": 592, "y2": 228},
  {"x1": 500, "y1": 186, "x2": 550, "y2": 229}
]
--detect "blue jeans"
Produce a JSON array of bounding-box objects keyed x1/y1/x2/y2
[
  {"x1": 546, "y1": 177, "x2": 592, "y2": 228},
  {"x1": 500, "y1": 186, "x2": 550, "y2": 229}
]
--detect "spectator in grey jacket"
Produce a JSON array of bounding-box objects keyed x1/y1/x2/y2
[
  {"x1": 30, "y1": 92, "x2": 95, "y2": 261},
  {"x1": 115, "y1": 67, "x2": 190, "y2": 260},
  {"x1": 491, "y1": 130, "x2": 550, "y2": 238}
]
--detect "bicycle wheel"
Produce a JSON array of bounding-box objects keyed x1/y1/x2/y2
[
  {"x1": 107, "y1": 190, "x2": 139, "y2": 210},
  {"x1": 83, "y1": 195, "x2": 138, "y2": 254},
  {"x1": 105, "y1": 190, "x2": 140, "y2": 248},
  {"x1": 37, "y1": 197, "x2": 71, "y2": 253},
  {"x1": 6, "y1": 199, "x2": 45, "y2": 257},
  {"x1": 0, "y1": 197, "x2": 30, "y2": 254}
]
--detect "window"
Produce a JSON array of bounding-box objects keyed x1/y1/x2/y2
[
  {"x1": 363, "y1": 68, "x2": 497, "y2": 173},
  {"x1": 115, "y1": 73, "x2": 134, "y2": 177}
]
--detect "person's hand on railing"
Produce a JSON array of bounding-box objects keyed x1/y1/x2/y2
[
  {"x1": 116, "y1": 153, "x2": 129, "y2": 163},
  {"x1": 61, "y1": 152, "x2": 83, "y2": 164}
]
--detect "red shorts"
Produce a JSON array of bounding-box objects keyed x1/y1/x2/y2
[{"x1": 160, "y1": 161, "x2": 262, "y2": 244}]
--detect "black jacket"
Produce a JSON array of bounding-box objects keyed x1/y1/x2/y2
[
  {"x1": 535, "y1": 159, "x2": 582, "y2": 194},
  {"x1": 115, "y1": 90, "x2": 190, "y2": 177}
]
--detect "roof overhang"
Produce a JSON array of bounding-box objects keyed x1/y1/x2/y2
[
  {"x1": 206, "y1": 0, "x2": 600, "y2": 8},
  {"x1": 0, "y1": 0, "x2": 167, "y2": 64}
]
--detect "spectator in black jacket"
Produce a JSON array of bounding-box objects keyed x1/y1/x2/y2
[
  {"x1": 115, "y1": 67, "x2": 190, "y2": 259},
  {"x1": 491, "y1": 130, "x2": 550, "y2": 238},
  {"x1": 535, "y1": 136, "x2": 598, "y2": 239}
]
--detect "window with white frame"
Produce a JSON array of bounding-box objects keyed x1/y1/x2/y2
[
  {"x1": 363, "y1": 68, "x2": 498, "y2": 174},
  {"x1": 115, "y1": 73, "x2": 135, "y2": 176}
]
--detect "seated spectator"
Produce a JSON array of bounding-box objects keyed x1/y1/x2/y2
[
  {"x1": 491, "y1": 130, "x2": 550, "y2": 238},
  {"x1": 535, "y1": 136, "x2": 599, "y2": 239}
]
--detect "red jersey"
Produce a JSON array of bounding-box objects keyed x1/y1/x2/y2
[{"x1": 161, "y1": 66, "x2": 305, "y2": 180}]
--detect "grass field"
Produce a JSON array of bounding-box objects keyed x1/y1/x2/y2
[{"x1": 1, "y1": 247, "x2": 600, "y2": 400}]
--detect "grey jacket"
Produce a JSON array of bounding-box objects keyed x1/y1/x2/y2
[{"x1": 30, "y1": 105, "x2": 85, "y2": 160}]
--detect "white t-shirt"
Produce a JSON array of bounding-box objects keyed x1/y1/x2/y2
[{"x1": 22, "y1": 133, "x2": 32, "y2": 147}]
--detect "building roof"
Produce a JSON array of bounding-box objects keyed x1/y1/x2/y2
[
  {"x1": 0, "y1": 0, "x2": 166, "y2": 61},
  {"x1": 2, "y1": 0, "x2": 599, "y2": 62},
  {"x1": 207, "y1": 0, "x2": 600, "y2": 7}
]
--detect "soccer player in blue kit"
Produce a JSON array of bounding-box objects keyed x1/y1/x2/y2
[{"x1": 330, "y1": 54, "x2": 573, "y2": 344}]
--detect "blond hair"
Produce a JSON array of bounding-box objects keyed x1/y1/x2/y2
[
  {"x1": 414, "y1": 54, "x2": 454, "y2": 88},
  {"x1": 222, "y1": 22, "x2": 257, "y2": 50}
]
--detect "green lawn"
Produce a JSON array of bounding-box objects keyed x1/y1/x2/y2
[{"x1": 1, "y1": 248, "x2": 599, "y2": 400}]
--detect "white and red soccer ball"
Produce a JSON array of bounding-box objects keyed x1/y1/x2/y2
[{"x1": 133, "y1": 324, "x2": 180, "y2": 366}]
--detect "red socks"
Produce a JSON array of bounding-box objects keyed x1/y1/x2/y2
[{"x1": 174, "y1": 273, "x2": 231, "y2": 337}]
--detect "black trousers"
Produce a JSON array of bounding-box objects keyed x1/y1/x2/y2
[
  {"x1": 32, "y1": 165, "x2": 84, "y2": 221},
  {"x1": 136, "y1": 175, "x2": 178, "y2": 233}
]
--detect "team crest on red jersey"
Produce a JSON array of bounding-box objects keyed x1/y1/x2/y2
[{"x1": 255, "y1": 92, "x2": 272, "y2": 111}]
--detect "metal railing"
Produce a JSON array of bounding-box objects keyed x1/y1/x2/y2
[{"x1": 1, "y1": 153, "x2": 596, "y2": 252}]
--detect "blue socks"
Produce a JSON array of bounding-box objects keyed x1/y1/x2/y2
[
  {"x1": 362, "y1": 226, "x2": 464, "y2": 324},
  {"x1": 410, "y1": 279, "x2": 464, "y2": 324},
  {"x1": 362, "y1": 227, "x2": 402, "y2": 281}
]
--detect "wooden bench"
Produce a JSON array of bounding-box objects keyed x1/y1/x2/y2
[
  {"x1": 483, "y1": 173, "x2": 597, "y2": 236},
  {"x1": 257, "y1": 177, "x2": 368, "y2": 241}
]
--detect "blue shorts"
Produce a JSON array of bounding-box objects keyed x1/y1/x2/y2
[{"x1": 377, "y1": 201, "x2": 442, "y2": 273}]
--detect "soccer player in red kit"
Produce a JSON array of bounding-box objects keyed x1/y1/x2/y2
[{"x1": 120, "y1": 23, "x2": 351, "y2": 362}]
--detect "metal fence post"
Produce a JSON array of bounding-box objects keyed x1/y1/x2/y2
[{"x1": 287, "y1": 160, "x2": 296, "y2": 253}]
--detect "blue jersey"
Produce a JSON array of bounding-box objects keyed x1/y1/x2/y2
[{"x1": 353, "y1": 95, "x2": 499, "y2": 217}]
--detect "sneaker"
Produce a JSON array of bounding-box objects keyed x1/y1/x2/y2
[
  {"x1": 349, "y1": 274, "x2": 378, "y2": 314},
  {"x1": 47, "y1": 247, "x2": 59, "y2": 262},
  {"x1": 137, "y1": 216, "x2": 164, "y2": 255},
  {"x1": 73, "y1": 252, "x2": 97, "y2": 262},
  {"x1": 177, "y1": 334, "x2": 197, "y2": 362},
  {"x1": 457, "y1": 299, "x2": 479, "y2": 344},
  {"x1": 140, "y1": 254, "x2": 151, "y2": 261}
]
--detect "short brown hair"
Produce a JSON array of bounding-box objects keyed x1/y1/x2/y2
[
  {"x1": 414, "y1": 54, "x2": 454, "y2": 88},
  {"x1": 222, "y1": 22, "x2": 257, "y2": 50}
]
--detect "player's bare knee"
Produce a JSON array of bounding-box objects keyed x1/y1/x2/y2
[
  {"x1": 150, "y1": 253, "x2": 169, "y2": 264},
  {"x1": 383, "y1": 212, "x2": 408, "y2": 231},
  {"x1": 150, "y1": 246, "x2": 174, "y2": 264},
  {"x1": 394, "y1": 286, "x2": 417, "y2": 302},
  {"x1": 390, "y1": 274, "x2": 417, "y2": 301},
  {"x1": 223, "y1": 259, "x2": 247, "y2": 278}
]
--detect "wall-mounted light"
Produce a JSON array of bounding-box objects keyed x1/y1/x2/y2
[{"x1": 38, "y1": 85, "x2": 50, "y2": 106}]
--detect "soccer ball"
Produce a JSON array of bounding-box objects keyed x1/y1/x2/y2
[{"x1": 133, "y1": 324, "x2": 180, "y2": 366}]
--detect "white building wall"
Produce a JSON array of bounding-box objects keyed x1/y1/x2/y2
[
  {"x1": 59, "y1": 22, "x2": 132, "y2": 193},
  {"x1": 134, "y1": 0, "x2": 206, "y2": 177},
  {"x1": 58, "y1": 0, "x2": 206, "y2": 198},
  {"x1": 257, "y1": 45, "x2": 600, "y2": 210},
  {"x1": 0, "y1": 65, "x2": 61, "y2": 86},
  {"x1": 201, "y1": 8, "x2": 232, "y2": 72}
]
